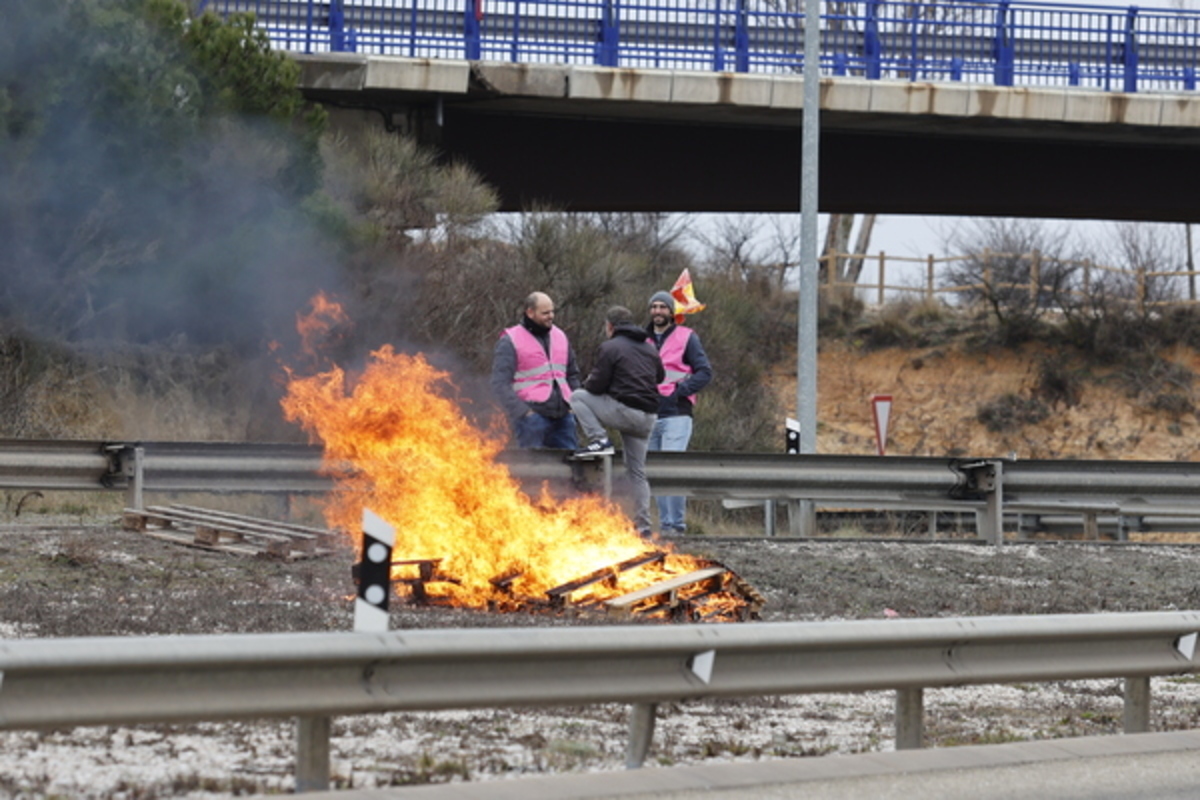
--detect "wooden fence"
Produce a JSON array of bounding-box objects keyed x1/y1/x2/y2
[{"x1": 823, "y1": 249, "x2": 1200, "y2": 311}]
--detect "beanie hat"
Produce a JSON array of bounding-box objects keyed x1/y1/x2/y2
[{"x1": 648, "y1": 291, "x2": 676, "y2": 310}]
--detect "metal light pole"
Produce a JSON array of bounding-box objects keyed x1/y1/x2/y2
[{"x1": 795, "y1": 0, "x2": 821, "y2": 536}]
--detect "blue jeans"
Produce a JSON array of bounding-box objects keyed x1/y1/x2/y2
[
  {"x1": 515, "y1": 412, "x2": 578, "y2": 450},
  {"x1": 649, "y1": 415, "x2": 693, "y2": 532}
]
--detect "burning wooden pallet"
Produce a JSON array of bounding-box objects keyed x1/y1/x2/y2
[
  {"x1": 352, "y1": 557, "x2": 466, "y2": 606},
  {"x1": 547, "y1": 553, "x2": 764, "y2": 622},
  {"x1": 546, "y1": 551, "x2": 666, "y2": 609},
  {"x1": 390, "y1": 559, "x2": 461, "y2": 603},
  {"x1": 604, "y1": 562, "x2": 765, "y2": 622},
  {"x1": 374, "y1": 549, "x2": 764, "y2": 622},
  {"x1": 122, "y1": 504, "x2": 338, "y2": 560}
]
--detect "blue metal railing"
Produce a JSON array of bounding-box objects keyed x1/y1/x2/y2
[{"x1": 196, "y1": 0, "x2": 1200, "y2": 93}]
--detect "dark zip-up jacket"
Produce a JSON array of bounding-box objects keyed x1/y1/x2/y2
[{"x1": 583, "y1": 323, "x2": 664, "y2": 413}]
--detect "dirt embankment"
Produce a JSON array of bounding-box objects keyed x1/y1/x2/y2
[{"x1": 806, "y1": 340, "x2": 1200, "y2": 462}]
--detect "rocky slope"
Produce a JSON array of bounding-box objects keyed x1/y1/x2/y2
[{"x1": 810, "y1": 340, "x2": 1200, "y2": 462}]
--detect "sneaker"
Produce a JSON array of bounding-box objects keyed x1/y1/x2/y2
[{"x1": 575, "y1": 438, "x2": 615, "y2": 457}]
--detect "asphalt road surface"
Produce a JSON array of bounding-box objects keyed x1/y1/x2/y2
[{"x1": 309, "y1": 730, "x2": 1200, "y2": 800}]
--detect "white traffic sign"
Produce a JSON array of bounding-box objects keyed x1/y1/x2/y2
[{"x1": 871, "y1": 395, "x2": 893, "y2": 456}]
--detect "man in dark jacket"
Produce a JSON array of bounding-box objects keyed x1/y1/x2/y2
[
  {"x1": 490, "y1": 292, "x2": 582, "y2": 449},
  {"x1": 569, "y1": 306, "x2": 665, "y2": 537}
]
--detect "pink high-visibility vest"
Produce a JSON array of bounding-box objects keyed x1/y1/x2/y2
[
  {"x1": 656, "y1": 326, "x2": 696, "y2": 405},
  {"x1": 504, "y1": 324, "x2": 573, "y2": 403}
]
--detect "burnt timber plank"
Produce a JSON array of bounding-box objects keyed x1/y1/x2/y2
[{"x1": 604, "y1": 566, "x2": 728, "y2": 614}]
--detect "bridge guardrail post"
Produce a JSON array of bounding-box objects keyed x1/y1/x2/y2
[
  {"x1": 712, "y1": 0, "x2": 725, "y2": 73},
  {"x1": 464, "y1": 0, "x2": 482, "y2": 60},
  {"x1": 734, "y1": 0, "x2": 750, "y2": 73},
  {"x1": 598, "y1": 0, "x2": 618, "y2": 67},
  {"x1": 864, "y1": 0, "x2": 881, "y2": 79},
  {"x1": 328, "y1": 0, "x2": 345, "y2": 52},
  {"x1": 1124, "y1": 8, "x2": 1139, "y2": 93},
  {"x1": 994, "y1": 1, "x2": 1014, "y2": 87},
  {"x1": 304, "y1": 0, "x2": 314, "y2": 55}
]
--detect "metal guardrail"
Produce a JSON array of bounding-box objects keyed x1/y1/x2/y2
[
  {"x1": 0, "y1": 440, "x2": 121, "y2": 491},
  {"x1": 6, "y1": 439, "x2": 1200, "y2": 542},
  {"x1": 196, "y1": 0, "x2": 1200, "y2": 93},
  {"x1": 1, "y1": 612, "x2": 1197, "y2": 789}
]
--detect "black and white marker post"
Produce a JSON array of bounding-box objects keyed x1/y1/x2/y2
[
  {"x1": 297, "y1": 508, "x2": 396, "y2": 793},
  {"x1": 354, "y1": 508, "x2": 395, "y2": 633}
]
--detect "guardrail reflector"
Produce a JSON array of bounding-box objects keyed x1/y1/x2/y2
[
  {"x1": 688, "y1": 650, "x2": 715, "y2": 684},
  {"x1": 1176, "y1": 632, "x2": 1198, "y2": 660}
]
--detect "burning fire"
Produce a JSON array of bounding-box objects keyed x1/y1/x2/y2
[{"x1": 281, "y1": 294, "x2": 754, "y2": 620}]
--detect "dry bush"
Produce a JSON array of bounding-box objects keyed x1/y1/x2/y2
[
  {"x1": 976, "y1": 393, "x2": 1051, "y2": 433},
  {"x1": 1034, "y1": 354, "x2": 1083, "y2": 409},
  {"x1": 851, "y1": 297, "x2": 961, "y2": 350},
  {"x1": 0, "y1": 330, "x2": 268, "y2": 441}
]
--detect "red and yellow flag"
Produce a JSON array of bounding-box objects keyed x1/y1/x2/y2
[{"x1": 669, "y1": 269, "x2": 706, "y2": 324}]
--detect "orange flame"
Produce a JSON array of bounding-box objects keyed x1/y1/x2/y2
[
  {"x1": 280, "y1": 296, "x2": 740, "y2": 613},
  {"x1": 296, "y1": 290, "x2": 351, "y2": 360}
]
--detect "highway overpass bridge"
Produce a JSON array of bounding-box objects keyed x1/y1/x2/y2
[
  {"x1": 297, "y1": 53, "x2": 1200, "y2": 219},
  {"x1": 204, "y1": 0, "x2": 1200, "y2": 219}
]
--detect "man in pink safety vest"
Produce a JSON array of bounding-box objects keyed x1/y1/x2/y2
[
  {"x1": 646, "y1": 290, "x2": 713, "y2": 535},
  {"x1": 490, "y1": 291, "x2": 582, "y2": 449}
]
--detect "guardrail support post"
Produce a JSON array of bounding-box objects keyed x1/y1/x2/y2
[
  {"x1": 895, "y1": 688, "x2": 923, "y2": 749},
  {"x1": 295, "y1": 715, "x2": 332, "y2": 792},
  {"x1": 1117, "y1": 514, "x2": 1140, "y2": 542},
  {"x1": 787, "y1": 500, "x2": 805, "y2": 537},
  {"x1": 626, "y1": 701, "x2": 657, "y2": 768},
  {"x1": 125, "y1": 446, "x2": 145, "y2": 511},
  {"x1": 963, "y1": 460, "x2": 1004, "y2": 546},
  {"x1": 1123, "y1": 676, "x2": 1151, "y2": 733},
  {"x1": 1017, "y1": 513, "x2": 1038, "y2": 540}
]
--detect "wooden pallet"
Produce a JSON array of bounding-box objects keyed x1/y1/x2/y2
[
  {"x1": 604, "y1": 566, "x2": 728, "y2": 617},
  {"x1": 546, "y1": 551, "x2": 666, "y2": 608},
  {"x1": 122, "y1": 504, "x2": 339, "y2": 560}
]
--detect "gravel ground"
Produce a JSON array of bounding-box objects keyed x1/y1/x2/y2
[{"x1": 3, "y1": 520, "x2": 1200, "y2": 798}]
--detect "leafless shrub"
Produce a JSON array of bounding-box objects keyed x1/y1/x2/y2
[
  {"x1": 1034, "y1": 355, "x2": 1083, "y2": 409},
  {"x1": 49, "y1": 535, "x2": 101, "y2": 568},
  {"x1": 976, "y1": 393, "x2": 1050, "y2": 433},
  {"x1": 943, "y1": 219, "x2": 1076, "y2": 344}
]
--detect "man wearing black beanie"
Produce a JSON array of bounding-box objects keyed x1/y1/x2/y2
[{"x1": 646, "y1": 290, "x2": 713, "y2": 535}]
